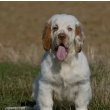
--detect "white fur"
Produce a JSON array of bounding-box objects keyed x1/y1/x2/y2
[{"x1": 32, "y1": 14, "x2": 92, "y2": 110}]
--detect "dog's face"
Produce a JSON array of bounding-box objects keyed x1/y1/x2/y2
[{"x1": 42, "y1": 14, "x2": 85, "y2": 61}]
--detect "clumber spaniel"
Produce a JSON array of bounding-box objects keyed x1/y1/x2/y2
[{"x1": 32, "y1": 14, "x2": 92, "y2": 110}]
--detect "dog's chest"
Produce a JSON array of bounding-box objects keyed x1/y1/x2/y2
[
  {"x1": 60, "y1": 64, "x2": 73, "y2": 82},
  {"x1": 52, "y1": 76, "x2": 78, "y2": 102},
  {"x1": 51, "y1": 63, "x2": 79, "y2": 102},
  {"x1": 52, "y1": 63, "x2": 77, "y2": 85}
]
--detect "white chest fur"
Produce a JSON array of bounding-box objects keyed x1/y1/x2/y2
[
  {"x1": 40, "y1": 52, "x2": 90, "y2": 102},
  {"x1": 51, "y1": 63, "x2": 79, "y2": 102}
]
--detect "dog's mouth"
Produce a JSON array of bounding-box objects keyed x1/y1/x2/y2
[{"x1": 55, "y1": 43, "x2": 68, "y2": 61}]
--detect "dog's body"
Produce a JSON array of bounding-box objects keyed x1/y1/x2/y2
[{"x1": 32, "y1": 14, "x2": 92, "y2": 110}]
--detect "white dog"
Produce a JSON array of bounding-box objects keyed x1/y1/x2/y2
[{"x1": 32, "y1": 14, "x2": 92, "y2": 110}]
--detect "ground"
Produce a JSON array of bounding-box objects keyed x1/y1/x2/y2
[{"x1": 0, "y1": 2, "x2": 110, "y2": 110}]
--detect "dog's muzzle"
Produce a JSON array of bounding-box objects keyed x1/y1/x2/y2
[{"x1": 54, "y1": 33, "x2": 68, "y2": 61}]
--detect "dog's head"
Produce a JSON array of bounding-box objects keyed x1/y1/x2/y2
[{"x1": 42, "y1": 14, "x2": 85, "y2": 61}]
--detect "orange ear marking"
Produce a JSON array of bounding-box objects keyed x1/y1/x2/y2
[
  {"x1": 74, "y1": 24, "x2": 85, "y2": 53},
  {"x1": 75, "y1": 25, "x2": 82, "y2": 37},
  {"x1": 42, "y1": 23, "x2": 51, "y2": 51}
]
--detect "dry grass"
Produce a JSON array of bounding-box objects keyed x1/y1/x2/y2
[
  {"x1": 0, "y1": 2, "x2": 110, "y2": 64},
  {"x1": 0, "y1": 2, "x2": 110, "y2": 110},
  {"x1": 89, "y1": 60, "x2": 110, "y2": 110}
]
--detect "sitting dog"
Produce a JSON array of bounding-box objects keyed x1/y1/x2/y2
[{"x1": 32, "y1": 14, "x2": 92, "y2": 110}]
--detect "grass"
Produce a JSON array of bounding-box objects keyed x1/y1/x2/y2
[
  {"x1": 89, "y1": 60, "x2": 110, "y2": 110},
  {"x1": 0, "y1": 2, "x2": 110, "y2": 64},
  {"x1": 0, "y1": 2, "x2": 110, "y2": 109},
  {"x1": 0, "y1": 61, "x2": 110, "y2": 110},
  {"x1": 0, "y1": 62, "x2": 39, "y2": 110}
]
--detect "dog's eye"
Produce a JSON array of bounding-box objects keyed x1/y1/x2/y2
[
  {"x1": 53, "y1": 25, "x2": 58, "y2": 31},
  {"x1": 68, "y1": 27, "x2": 72, "y2": 31}
]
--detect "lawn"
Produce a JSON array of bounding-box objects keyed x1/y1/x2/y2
[
  {"x1": 0, "y1": 62, "x2": 39, "y2": 110},
  {"x1": 0, "y1": 61, "x2": 110, "y2": 110}
]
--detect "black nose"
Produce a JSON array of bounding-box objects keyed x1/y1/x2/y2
[{"x1": 58, "y1": 33, "x2": 66, "y2": 40}]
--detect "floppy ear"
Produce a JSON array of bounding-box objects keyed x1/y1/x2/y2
[
  {"x1": 74, "y1": 24, "x2": 85, "y2": 53},
  {"x1": 42, "y1": 23, "x2": 51, "y2": 51}
]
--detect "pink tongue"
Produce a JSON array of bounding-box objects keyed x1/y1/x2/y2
[{"x1": 56, "y1": 46, "x2": 67, "y2": 61}]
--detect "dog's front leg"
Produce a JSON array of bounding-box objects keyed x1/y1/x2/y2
[
  {"x1": 75, "y1": 82, "x2": 92, "y2": 110},
  {"x1": 36, "y1": 80, "x2": 53, "y2": 110}
]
